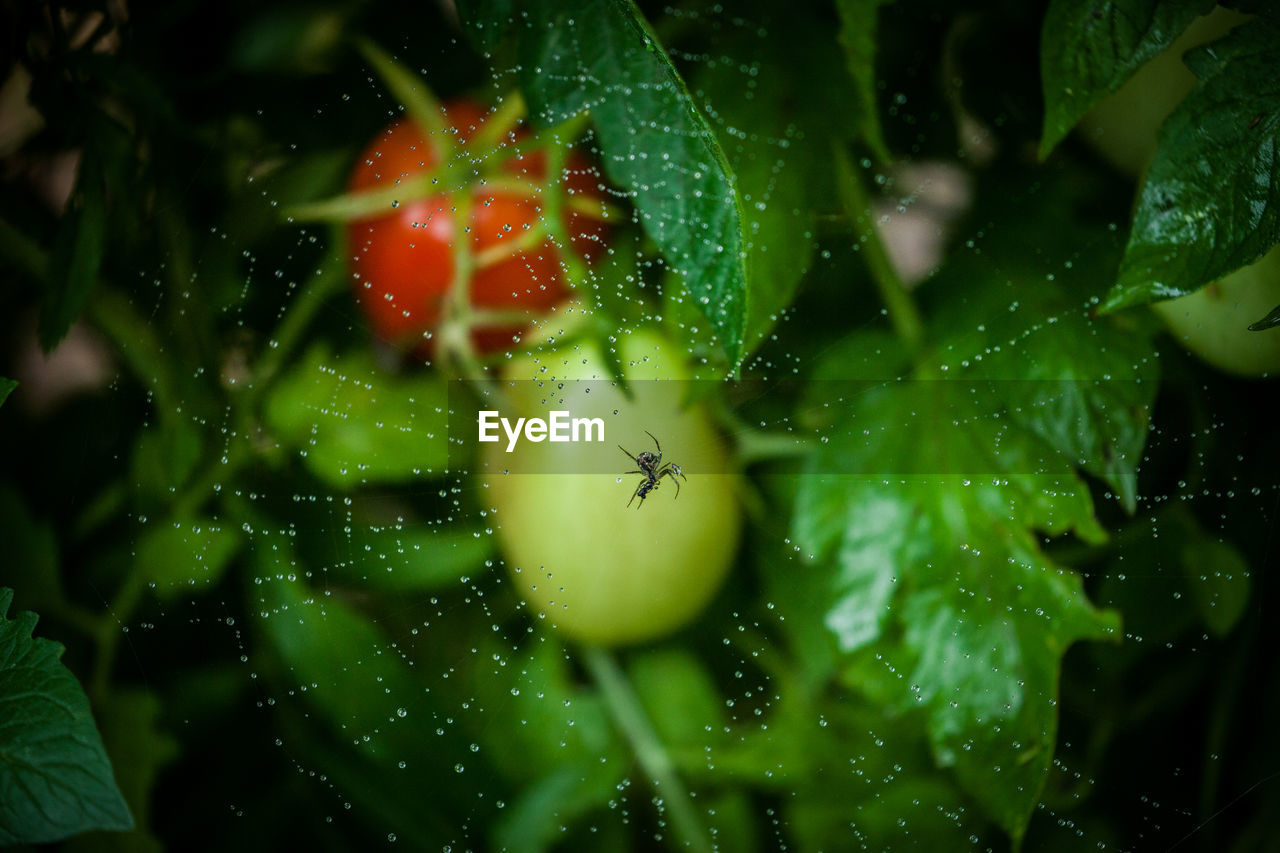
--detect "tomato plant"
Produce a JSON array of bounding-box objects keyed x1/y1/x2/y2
[
  {"x1": 346, "y1": 99, "x2": 609, "y2": 355},
  {"x1": 4, "y1": 1, "x2": 1280, "y2": 851},
  {"x1": 483, "y1": 328, "x2": 742, "y2": 645}
]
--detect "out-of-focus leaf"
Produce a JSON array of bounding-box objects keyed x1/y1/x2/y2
[
  {"x1": 835, "y1": 0, "x2": 891, "y2": 161},
  {"x1": 1094, "y1": 506, "x2": 1250, "y2": 667},
  {"x1": 793, "y1": 382, "x2": 1119, "y2": 840},
  {"x1": 264, "y1": 344, "x2": 449, "y2": 487},
  {"x1": 493, "y1": 763, "x2": 621, "y2": 853},
  {"x1": 1104, "y1": 16, "x2": 1280, "y2": 311},
  {"x1": 0, "y1": 377, "x2": 15, "y2": 407},
  {"x1": 254, "y1": 555, "x2": 423, "y2": 762},
  {"x1": 325, "y1": 522, "x2": 495, "y2": 592},
  {"x1": 0, "y1": 588, "x2": 133, "y2": 844},
  {"x1": 229, "y1": 7, "x2": 346, "y2": 74},
  {"x1": 471, "y1": 636, "x2": 621, "y2": 779},
  {"x1": 64, "y1": 689, "x2": 179, "y2": 853},
  {"x1": 135, "y1": 520, "x2": 242, "y2": 600},
  {"x1": 0, "y1": 486, "x2": 61, "y2": 613},
  {"x1": 629, "y1": 648, "x2": 723, "y2": 752},
  {"x1": 1038, "y1": 0, "x2": 1213, "y2": 159},
  {"x1": 40, "y1": 153, "x2": 107, "y2": 352},
  {"x1": 460, "y1": 0, "x2": 749, "y2": 364},
  {"x1": 471, "y1": 636, "x2": 625, "y2": 851},
  {"x1": 1179, "y1": 538, "x2": 1251, "y2": 637},
  {"x1": 130, "y1": 421, "x2": 203, "y2": 506}
]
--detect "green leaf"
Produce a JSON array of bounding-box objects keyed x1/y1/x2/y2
[
  {"x1": 474, "y1": 637, "x2": 625, "y2": 851},
  {"x1": 629, "y1": 648, "x2": 724, "y2": 753},
  {"x1": 134, "y1": 520, "x2": 242, "y2": 600},
  {"x1": 325, "y1": 521, "x2": 495, "y2": 592},
  {"x1": 1179, "y1": 538, "x2": 1251, "y2": 637},
  {"x1": 39, "y1": 153, "x2": 107, "y2": 352},
  {"x1": 264, "y1": 344, "x2": 449, "y2": 487},
  {"x1": 0, "y1": 588, "x2": 133, "y2": 844},
  {"x1": 793, "y1": 378, "x2": 1119, "y2": 840},
  {"x1": 254, "y1": 560, "x2": 423, "y2": 763},
  {"x1": 835, "y1": 0, "x2": 891, "y2": 162},
  {"x1": 130, "y1": 421, "x2": 203, "y2": 506},
  {"x1": 1038, "y1": 0, "x2": 1214, "y2": 160},
  {"x1": 1104, "y1": 16, "x2": 1280, "y2": 311},
  {"x1": 493, "y1": 764, "x2": 621, "y2": 853},
  {"x1": 693, "y1": 22, "x2": 827, "y2": 353},
  {"x1": 941, "y1": 276, "x2": 1158, "y2": 513},
  {"x1": 459, "y1": 0, "x2": 749, "y2": 364},
  {"x1": 0, "y1": 377, "x2": 15, "y2": 407}
]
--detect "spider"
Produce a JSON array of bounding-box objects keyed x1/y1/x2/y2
[{"x1": 619, "y1": 430, "x2": 687, "y2": 508}]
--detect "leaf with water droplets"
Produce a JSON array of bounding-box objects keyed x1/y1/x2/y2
[
  {"x1": 458, "y1": 0, "x2": 749, "y2": 364},
  {"x1": 1103, "y1": 15, "x2": 1280, "y2": 312},
  {"x1": 1038, "y1": 0, "x2": 1214, "y2": 160}
]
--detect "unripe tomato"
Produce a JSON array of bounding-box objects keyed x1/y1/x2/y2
[
  {"x1": 1153, "y1": 248, "x2": 1280, "y2": 377},
  {"x1": 481, "y1": 328, "x2": 742, "y2": 645},
  {"x1": 346, "y1": 100, "x2": 608, "y2": 354}
]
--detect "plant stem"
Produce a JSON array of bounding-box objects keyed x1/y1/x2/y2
[
  {"x1": 285, "y1": 114, "x2": 595, "y2": 224},
  {"x1": 833, "y1": 146, "x2": 924, "y2": 352},
  {"x1": 582, "y1": 645, "x2": 712, "y2": 853}
]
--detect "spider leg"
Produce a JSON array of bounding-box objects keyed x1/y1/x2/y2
[
  {"x1": 619, "y1": 445, "x2": 638, "y2": 464},
  {"x1": 622, "y1": 469, "x2": 644, "y2": 475},
  {"x1": 658, "y1": 467, "x2": 681, "y2": 499},
  {"x1": 646, "y1": 430, "x2": 661, "y2": 455},
  {"x1": 628, "y1": 478, "x2": 646, "y2": 508},
  {"x1": 658, "y1": 462, "x2": 687, "y2": 481}
]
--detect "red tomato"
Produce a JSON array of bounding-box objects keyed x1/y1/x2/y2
[{"x1": 346, "y1": 100, "x2": 608, "y2": 354}]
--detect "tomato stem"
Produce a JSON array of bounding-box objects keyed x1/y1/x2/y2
[
  {"x1": 285, "y1": 114, "x2": 596, "y2": 224},
  {"x1": 581, "y1": 645, "x2": 713, "y2": 853},
  {"x1": 472, "y1": 220, "x2": 551, "y2": 270},
  {"x1": 471, "y1": 92, "x2": 527, "y2": 151},
  {"x1": 436, "y1": 187, "x2": 491, "y2": 381},
  {"x1": 356, "y1": 38, "x2": 455, "y2": 160},
  {"x1": 538, "y1": 138, "x2": 589, "y2": 288},
  {"x1": 832, "y1": 144, "x2": 925, "y2": 352}
]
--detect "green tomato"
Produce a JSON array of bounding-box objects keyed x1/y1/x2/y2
[
  {"x1": 1078, "y1": 6, "x2": 1250, "y2": 178},
  {"x1": 481, "y1": 327, "x2": 742, "y2": 645},
  {"x1": 1153, "y1": 248, "x2": 1280, "y2": 377}
]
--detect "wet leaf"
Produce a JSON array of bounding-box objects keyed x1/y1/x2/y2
[
  {"x1": 793, "y1": 383, "x2": 1119, "y2": 839},
  {"x1": 135, "y1": 520, "x2": 242, "y2": 600},
  {"x1": 264, "y1": 344, "x2": 449, "y2": 487},
  {"x1": 1104, "y1": 15, "x2": 1280, "y2": 311},
  {"x1": 1038, "y1": 0, "x2": 1213, "y2": 159},
  {"x1": 460, "y1": 0, "x2": 749, "y2": 364}
]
